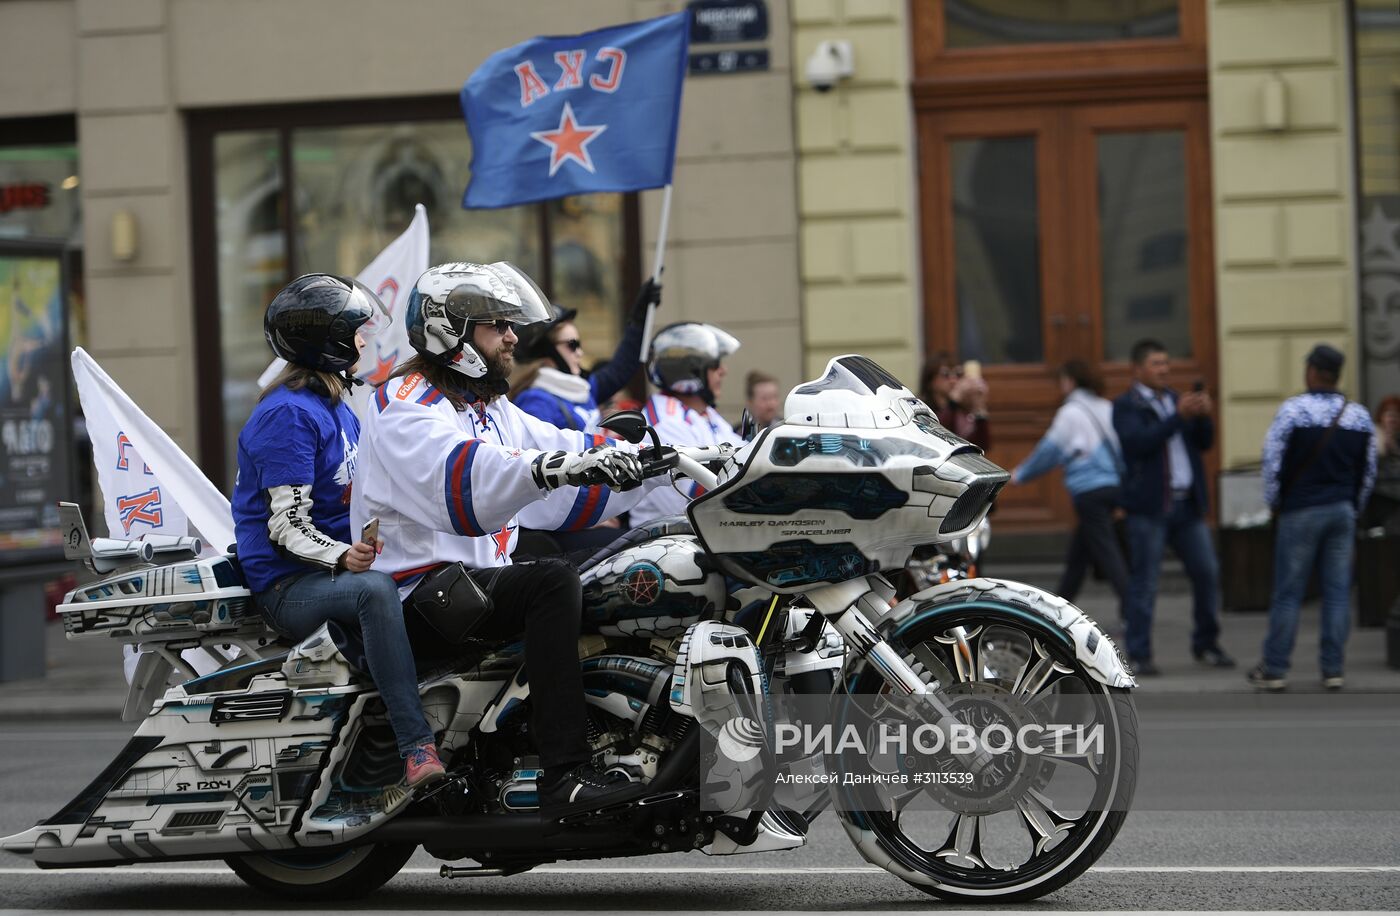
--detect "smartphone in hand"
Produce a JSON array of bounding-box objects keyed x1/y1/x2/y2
[
  {"x1": 360, "y1": 517, "x2": 379, "y2": 547},
  {"x1": 963, "y1": 359, "x2": 983, "y2": 382}
]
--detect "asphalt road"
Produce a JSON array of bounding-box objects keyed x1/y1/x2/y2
[{"x1": 0, "y1": 696, "x2": 1397, "y2": 912}]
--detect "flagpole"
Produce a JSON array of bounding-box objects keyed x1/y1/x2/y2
[{"x1": 640, "y1": 183, "x2": 674, "y2": 360}]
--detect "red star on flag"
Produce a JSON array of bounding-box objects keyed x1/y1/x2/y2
[
  {"x1": 365, "y1": 352, "x2": 397, "y2": 386},
  {"x1": 490, "y1": 525, "x2": 516, "y2": 561},
  {"x1": 529, "y1": 102, "x2": 607, "y2": 177}
]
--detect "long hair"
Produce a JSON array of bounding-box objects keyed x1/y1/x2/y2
[
  {"x1": 258, "y1": 364, "x2": 349, "y2": 405},
  {"x1": 1377, "y1": 396, "x2": 1400, "y2": 452},
  {"x1": 917, "y1": 350, "x2": 957, "y2": 404},
  {"x1": 507, "y1": 359, "x2": 549, "y2": 401},
  {"x1": 1061, "y1": 359, "x2": 1105, "y2": 396},
  {"x1": 389, "y1": 354, "x2": 496, "y2": 412}
]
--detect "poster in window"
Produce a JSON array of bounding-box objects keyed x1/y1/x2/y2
[
  {"x1": 1361, "y1": 196, "x2": 1400, "y2": 408},
  {"x1": 0, "y1": 244, "x2": 71, "y2": 561}
]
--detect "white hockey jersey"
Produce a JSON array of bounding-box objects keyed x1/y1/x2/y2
[
  {"x1": 628, "y1": 392, "x2": 740, "y2": 527},
  {"x1": 351, "y1": 372, "x2": 649, "y2": 593}
]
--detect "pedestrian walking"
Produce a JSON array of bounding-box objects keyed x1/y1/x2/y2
[
  {"x1": 1248, "y1": 345, "x2": 1377, "y2": 692},
  {"x1": 1112, "y1": 339, "x2": 1234, "y2": 676},
  {"x1": 1010, "y1": 360, "x2": 1130, "y2": 617}
]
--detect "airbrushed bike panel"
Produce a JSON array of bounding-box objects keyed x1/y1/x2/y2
[{"x1": 579, "y1": 534, "x2": 726, "y2": 638}]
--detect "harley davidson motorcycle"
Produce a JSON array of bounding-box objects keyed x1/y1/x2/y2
[{"x1": 2, "y1": 355, "x2": 1137, "y2": 903}]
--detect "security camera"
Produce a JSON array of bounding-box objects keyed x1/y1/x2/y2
[{"x1": 805, "y1": 40, "x2": 854, "y2": 93}]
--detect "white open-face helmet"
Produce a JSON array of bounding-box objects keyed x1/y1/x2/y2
[
  {"x1": 405, "y1": 261, "x2": 552, "y2": 379},
  {"x1": 646, "y1": 321, "x2": 741, "y2": 404}
]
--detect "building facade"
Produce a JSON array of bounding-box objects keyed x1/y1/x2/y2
[{"x1": 0, "y1": 0, "x2": 1390, "y2": 535}]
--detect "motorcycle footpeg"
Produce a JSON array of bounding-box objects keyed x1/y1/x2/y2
[{"x1": 415, "y1": 773, "x2": 467, "y2": 805}]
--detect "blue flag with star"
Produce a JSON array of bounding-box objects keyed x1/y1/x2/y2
[{"x1": 460, "y1": 12, "x2": 690, "y2": 209}]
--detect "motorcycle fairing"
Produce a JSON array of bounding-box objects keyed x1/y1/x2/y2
[{"x1": 688, "y1": 359, "x2": 1009, "y2": 594}]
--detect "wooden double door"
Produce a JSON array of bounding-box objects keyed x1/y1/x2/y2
[{"x1": 918, "y1": 99, "x2": 1218, "y2": 529}]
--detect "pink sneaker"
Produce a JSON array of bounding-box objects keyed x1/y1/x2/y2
[{"x1": 405, "y1": 742, "x2": 446, "y2": 789}]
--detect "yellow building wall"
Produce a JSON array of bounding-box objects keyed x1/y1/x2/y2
[
  {"x1": 1210, "y1": 0, "x2": 1360, "y2": 468},
  {"x1": 790, "y1": 0, "x2": 921, "y2": 387}
]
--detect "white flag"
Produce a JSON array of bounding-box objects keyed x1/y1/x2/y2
[
  {"x1": 71, "y1": 347, "x2": 237, "y2": 681},
  {"x1": 72, "y1": 348, "x2": 234, "y2": 551},
  {"x1": 257, "y1": 204, "x2": 430, "y2": 418}
]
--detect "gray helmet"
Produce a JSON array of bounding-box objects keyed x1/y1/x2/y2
[
  {"x1": 404, "y1": 261, "x2": 552, "y2": 380},
  {"x1": 646, "y1": 321, "x2": 740, "y2": 404}
]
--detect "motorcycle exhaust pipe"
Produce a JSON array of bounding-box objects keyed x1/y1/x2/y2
[{"x1": 374, "y1": 813, "x2": 620, "y2": 849}]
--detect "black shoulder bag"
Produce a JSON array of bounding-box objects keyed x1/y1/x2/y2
[{"x1": 406, "y1": 562, "x2": 494, "y2": 646}]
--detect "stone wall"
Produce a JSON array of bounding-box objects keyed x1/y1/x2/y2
[
  {"x1": 1210, "y1": 0, "x2": 1360, "y2": 467},
  {"x1": 790, "y1": 0, "x2": 921, "y2": 385}
]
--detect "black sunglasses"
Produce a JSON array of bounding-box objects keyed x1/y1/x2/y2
[
  {"x1": 557, "y1": 338, "x2": 582, "y2": 352},
  {"x1": 480, "y1": 319, "x2": 516, "y2": 334}
]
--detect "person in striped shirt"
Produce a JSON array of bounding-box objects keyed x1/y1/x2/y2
[{"x1": 352, "y1": 262, "x2": 663, "y2": 810}]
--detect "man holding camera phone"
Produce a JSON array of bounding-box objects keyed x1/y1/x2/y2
[{"x1": 1112, "y1": 338, "x2": 1235, "y2": 676}]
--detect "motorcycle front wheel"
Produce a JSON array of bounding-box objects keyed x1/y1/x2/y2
[
  {"x1": 225, "y1": 842, "x2": 415, "y2": 900},
  {"x1": 830, "y1": 581, "x2": 1138, "y2": 903}
]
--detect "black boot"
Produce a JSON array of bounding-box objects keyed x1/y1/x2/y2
[{"x1": 538, "y1": 762, "x2": 630, "y2": 810}]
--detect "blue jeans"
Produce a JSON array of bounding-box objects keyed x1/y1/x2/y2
[
  {"x1": 256, "y1": 569, "x2": 433, "y2": 755},
  {"x1": 1124, "y1": 499, "x2": 1221, "y2": 661},
  {"x1": 1262, "y1": 501, "x2": 1355, "y2": 677}
]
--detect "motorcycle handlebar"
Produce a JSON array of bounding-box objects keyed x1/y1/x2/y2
[{"x1": 638, "y1": 443, "x2": 730, "y2": 493}]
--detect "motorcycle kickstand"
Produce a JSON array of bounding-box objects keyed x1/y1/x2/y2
[{"x1": 440, "y1": 863, "x2": 535, "y2": 880}]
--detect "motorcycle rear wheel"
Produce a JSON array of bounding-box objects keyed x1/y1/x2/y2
[
  {"x1": 831, "y1": 583, "x2": 1138, "y2": 903},
  {"x1": 225, "y1": 842, "x2": 415, "y2": 900}
]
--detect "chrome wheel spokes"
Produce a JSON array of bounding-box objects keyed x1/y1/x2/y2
[
  {"x1": 866, "y1": 622, "x2": 1112, "y2": 875},
  {"x1": 1013, "y1": 639, "x2": 1074, "y2": 699},
  {"x1": 935, "y1": 813, "x2": 987, "y2": 869},
  {"x1": 935, "y1": 625, "x2": 982, "y2": 683},
  {"x1": 1033, "y1": 728, "x2": 1103, "y2": 776},
  {"x1": 1016, "y1": 788, "x2": 1076, "y2": 855}
]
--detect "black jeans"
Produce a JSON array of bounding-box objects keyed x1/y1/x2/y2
[
  {"x1": 467, "y1": 559, "x2": 590, "y2": 771},
  {"x1": 1057, "y1": 486, "x2": 1130, "y2": 618}
]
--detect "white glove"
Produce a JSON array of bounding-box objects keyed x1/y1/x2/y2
[{"x1": 532, "y1": 446, "x2": 645, "y2": 492}]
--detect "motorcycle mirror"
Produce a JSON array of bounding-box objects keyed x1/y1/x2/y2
[
  {"x1": 599, "y1": 410, "x2": 650, "y2": 445},
  {"x1": 738, "y1": 407, "x2": 756, "y2": 442}
]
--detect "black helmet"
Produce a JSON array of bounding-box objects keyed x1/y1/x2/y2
[
  {"x1": 514, "y1": 303, "x2": 580, "y2": 369},
  {"x1": 264, "y1": 274, "x2": 386, "y2": 373},
  {"x1": 646, "y1": 322, "x2": 740, "y2": 404},
  {"x1": 405, "y1": 262, "x2": 553, "y2": 381}
]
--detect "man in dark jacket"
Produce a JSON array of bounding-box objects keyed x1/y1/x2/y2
[
  {"x1": 1249, "y1": 345, "x2": 1376, "y2": 692},
  {"x1": 1112, "y1": 339, "x2": 1235, "y2": 675}
]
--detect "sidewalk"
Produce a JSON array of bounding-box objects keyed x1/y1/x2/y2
[{"x1": 0, "y1": 571, "x2": 1396, "y2": 722}]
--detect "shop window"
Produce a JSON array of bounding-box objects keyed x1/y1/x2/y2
[
  {"x1": 943, "y1": 0, "x2": 1179, "y2": 49},
  {"x1": 195, "y1": 103, "x2": 635, "y2": 486},
  {"x1": 951, "y1": 136, "x2": 1044, "y2": 365},
  {"x1": 1097, "y1": 130, "x2": 1189, "y2": 361},
  {"x1": 1355, "y1": 1, "x2": 1400, "y2": 407}
]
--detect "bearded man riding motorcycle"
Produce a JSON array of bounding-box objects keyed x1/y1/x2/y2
[{"x1": 351, "y1": 261, "x2": 665, "y2": 810}]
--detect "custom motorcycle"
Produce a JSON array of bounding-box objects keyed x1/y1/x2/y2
[{"x1": 2, "y1": 355, "x2": 1137, "y2": 903}]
